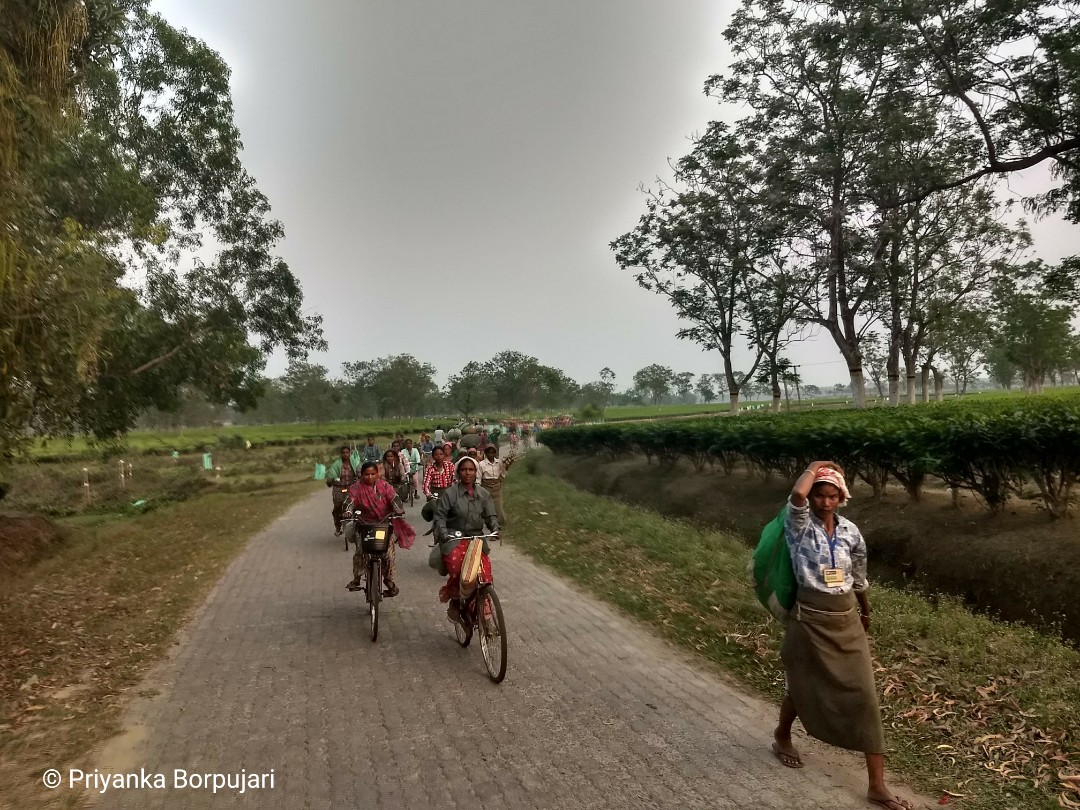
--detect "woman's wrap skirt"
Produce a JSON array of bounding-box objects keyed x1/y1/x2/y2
[{"x1": 781, "y1": 587, "x2": 885, "y2": 754}]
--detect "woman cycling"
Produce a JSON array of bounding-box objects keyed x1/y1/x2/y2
[
  {"x1": 432, "y1": 456, "x2": 499, "y2": 622},
  {"x1": 344, "y1": 462, "x2": 414, "y2": 595},
  {"x1": 381, "y1": 449, "x2": 409, "y2": 495}
]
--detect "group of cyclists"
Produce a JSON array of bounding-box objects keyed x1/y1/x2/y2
[{"x1": 324, "y1": 421, "x2": 525, "y2": 625}]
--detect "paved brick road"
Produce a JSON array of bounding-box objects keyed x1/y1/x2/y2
[{"x1": 85, "y1": 489, "x2": 921, "y2": 809}]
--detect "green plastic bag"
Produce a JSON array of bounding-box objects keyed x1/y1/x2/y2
[
  {"x1": 314, "y1": 463, "x2": 327, "y2": 480},
  {"x1": 750, "y1": 505, "x2": 796, "y2": 622}
]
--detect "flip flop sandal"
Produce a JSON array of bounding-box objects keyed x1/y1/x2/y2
[
  {"x1": 771, "y1": 741, "x2": 804, "y2": 769},
  {"x1": 868, "y1": 798, "x2": 913, "y2": 810}
]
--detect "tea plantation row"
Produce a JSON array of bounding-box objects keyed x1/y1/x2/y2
[{"x1": 540, "y1": 395, "x2": 1080, "y2": 517}]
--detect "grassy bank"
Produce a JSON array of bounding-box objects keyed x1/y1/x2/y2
[
  {"x1": 0, "y1": 478, "x2": 316, "y2": 808},
  {"x1": 3, "y1": 443, "x2": 328, "y2": 518},
  {"x1": 504, "y1": 462, "x2": 1080, "y2": 810}
]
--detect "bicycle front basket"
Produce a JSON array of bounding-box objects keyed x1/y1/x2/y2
[{"x1": 361, "y1": 524, "x2": 391, "y2": 554}]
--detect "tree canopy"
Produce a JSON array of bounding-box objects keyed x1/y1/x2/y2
[
  {"x1": 1, "y1": 0, "x2": 323, "y2": 457},
  {"x1": 614, "y1": 0, "x2": 1080, "y2": 407}
]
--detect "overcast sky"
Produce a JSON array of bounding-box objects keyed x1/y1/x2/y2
[{"x1": 154, "y1": 0, "x2": 1077, "y2": 389}]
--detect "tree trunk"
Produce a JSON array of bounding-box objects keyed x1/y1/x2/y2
[
  {"x1": 933, "y1": 367, "x2": 944, "y2": 401},
  {"x1": 903, "y1": 354, "x2": 918, "y2": 405},
  {"x1": 729, "y1": 392, "x2": 741, "y2": 414},
  {"x1": 848, "y1": 367, "x2": 867, "y2": 408},
  {"x1": 920, "y1": 364, "x2": 931, "y2": 403},
  {"x1": 887, "y1": 343, "x2": 902, "y2": 406}
]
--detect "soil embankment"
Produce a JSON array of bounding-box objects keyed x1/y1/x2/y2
[
  {"x1": 542, "y1": 453, "x2": 1080, "y2": 642},
  {"x1": 0, "y1": 514, "x2": 67, "y2": 577}
]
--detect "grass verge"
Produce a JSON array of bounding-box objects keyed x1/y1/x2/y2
[
  {"x1": 0, "y1": 479, "x2": 315, "y2": 808},
  {"x1": 505, "y1": 466, "x2": 1080, "y2": 810}
]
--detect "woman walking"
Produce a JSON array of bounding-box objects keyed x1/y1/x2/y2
[{"x1": 773, "y1": 460, "x2": 913, "y2": 810}]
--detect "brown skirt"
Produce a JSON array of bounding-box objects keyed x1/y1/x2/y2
[{"x1": 781, "y1": 587, "x2": 885, "y2": 754}]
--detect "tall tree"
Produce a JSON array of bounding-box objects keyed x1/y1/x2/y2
[
  {"x1": 613, "y1": 126, "x2": 801, "y2": 412},
  {"x1": 483, "y1": 351, "x2": 541, "y2": 412},
  {"x1": 0, "y1": 1, "x2": 324, "y2": 457},
  {"x1": 715, "y1": 0, "x2": 910, "y2": 407},
  {"x1": 988, "y1": 264, "x2": 1078, "y2": 394},
  {"x1": 446, "y1": 362, "x2": 492, "y2": 420},
  {"x1": 0, "y1": 2, "x2": 121, "y2": 456},
  {"x1": 885, "y1": 0, "x2": 1080, "y2": 217},
  {"x1": 281, "y1": 362, "x2": 340, "y2": 425},
  {"x1": 598, "y1": 367, "x2": 616, "y2": 408},
  {"x1": 534, "y1": 367, "x2": 579, "y2": 411},
  {"x1": 633, "y1": 365, "x2": 674, "y2": 407},
  {"x1": 939, "y1": 308, "x2": 991, "y2": 396},
  {"x1": 672, "y1": 372, "x2": 696, "y2": 403},
  {"x1": 343, "y1": 355, "x2": 437, "y2": 418},
  {"x1": 696, "y1": 375, "x2": 718, "y2": 404}
]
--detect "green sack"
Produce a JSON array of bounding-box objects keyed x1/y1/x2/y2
[
  {"x1": 428, "y1": 543, "x2": 447, "y2": 576},
  {"x1": 750, "y1": 505, "x2": 796, "y2": 622},
  {"x1": 314, "y1": 463, "x2": 327, "y2": 480}
]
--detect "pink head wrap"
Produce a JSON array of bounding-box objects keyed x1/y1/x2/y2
[{"x1": 812, "y1": 467, "x2": 850, "y2": 504}]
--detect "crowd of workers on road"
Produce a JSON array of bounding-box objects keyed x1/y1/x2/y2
[
  {"x1": 324, "y1": 419, "x2": 525, "y2": 620},
  {"x1": 321, "y1": 418, "x2": 914, "y2": 810}
]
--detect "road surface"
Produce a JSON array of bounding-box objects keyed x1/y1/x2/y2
[{"x1": 83, "y1": 488, "x2": 920, "y2": 809}]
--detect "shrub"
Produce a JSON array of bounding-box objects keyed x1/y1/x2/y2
[{"x1": 542, "y1": 394, "x2": 1080, "y2": 517}]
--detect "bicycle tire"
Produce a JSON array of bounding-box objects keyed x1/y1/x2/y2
[
  {"x1": 368, "y1": 558, "x2": 381, "y2": 642},
  {"x1": 478, "y1": 586, "x2": 507, "y2": 683},
  {"x1": 454, "y1": 605, "x2": 472, "y2": 647}
]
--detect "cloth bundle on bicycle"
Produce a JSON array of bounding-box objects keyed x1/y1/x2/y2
[
  {"x1": 459, "y1": 538, "x2": 485, "y2": 598},
  {"x1": 749, "y1": 505, "x2": 796, "y2": 623},
  {"x1": 421, "y1": 500, "x2": 435, "y2": 522}
]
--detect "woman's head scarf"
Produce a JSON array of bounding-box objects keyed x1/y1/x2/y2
[
  {"x1": 455, "y1": 456, "x2": 477, "y2": 476},
  {"x1": 811, "y1": 466, "x2": 850, "y2": 504}
]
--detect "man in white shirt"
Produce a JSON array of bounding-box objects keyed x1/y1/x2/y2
[
  {"x1": 478, "y1": 444, "x2": 513, "y2": 526},
  {"x1": 433, "y1": 426, "x2": 445, "y2": 444}
]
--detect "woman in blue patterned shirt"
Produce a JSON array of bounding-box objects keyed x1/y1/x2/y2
[{"x1": 771, "y1": 460, "x2": 913, "y2": 810}]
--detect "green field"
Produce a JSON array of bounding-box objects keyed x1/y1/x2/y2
[
  {"x1": 27, "y1": 420, "x2": 452, "y2": 461},
  {"x1": 20, "y1": 386, "x2": 1078, "y2": 462}
]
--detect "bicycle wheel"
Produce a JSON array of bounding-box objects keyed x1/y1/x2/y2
[
  {"x1": 454, "y1": 602, "x2": 472, "y2": 647},
  {"x1": 368, "y1": 558, "x2": 381, "y2": 642},
  {"x1": 478, "y1": 586, "x2": 507, "y2": 683}
]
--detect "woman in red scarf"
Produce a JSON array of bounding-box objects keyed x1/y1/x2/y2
[{"x1": 346, "y1": 462, "x2": 415, "y2": 595}]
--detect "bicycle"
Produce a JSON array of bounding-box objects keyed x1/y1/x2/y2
[
  {"x1": 345, "y1": 520, "x2": 394, "y2": 642},
  {"x1": 445, "y1": 531, "x2": 507, "y2": 683}
]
